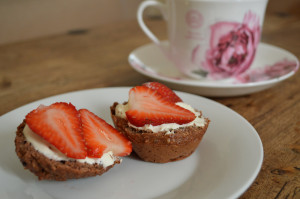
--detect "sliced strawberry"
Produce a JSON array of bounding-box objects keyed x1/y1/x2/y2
[
  {"x1": 126, "y1": 86, "x2": 195, "y2": 127},
  {"x1": 79, "y1": 109, "x2": 132, "y2": 158},
  {"x1": 143, "y1": 82, "x2": 182, "y2": 103},
  {"x1": 25, "y1": 102, "x2": 87, "y2": 159}
]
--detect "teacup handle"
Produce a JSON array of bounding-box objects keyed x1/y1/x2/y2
[{"x1": 137, "y1": 0, "x2": 167, "y2": 45}]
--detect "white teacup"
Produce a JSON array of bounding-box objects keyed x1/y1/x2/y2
[{"x1": 137, "y1": 0, "x2": 269, "y2": 79}]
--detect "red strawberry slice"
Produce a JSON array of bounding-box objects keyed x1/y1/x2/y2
[
  {"x1": 143, "y1": 82, "x2": 182, "y2": 103},
  {"x1": 25, "y1": 102, "x2": 87, "y2": 159},
  {"x1": 79, "y1": 109, "x2": 132, "y2": 158},
  {"x1": 126, "y1": 86, "x2": 195, "y2": 127}
]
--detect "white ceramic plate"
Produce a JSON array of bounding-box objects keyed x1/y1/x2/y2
[
  {"x1": 0, "y1": 87, "x2": 263, "y2": 199},
  {"x1": 129, "y1": 42, "x2": 299, "y2": 97}
]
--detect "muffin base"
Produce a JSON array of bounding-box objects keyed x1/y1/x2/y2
[
  {"x1": 15, "y1": 120, "x2": 120, "y2": 181},
  {"x1": 110, "y1": 102, "x2": 210, "y2": 163}
]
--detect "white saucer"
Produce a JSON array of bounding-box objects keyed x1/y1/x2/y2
[{"x1": 128, "y1": 42, "x2": 299, "y2": 97}]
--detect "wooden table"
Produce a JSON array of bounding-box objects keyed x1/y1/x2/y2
[{"x1": 1, "y1": 0, "x2": 299, "y2": 198}]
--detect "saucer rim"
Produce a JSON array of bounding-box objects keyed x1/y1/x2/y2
[{"x1": 128, "y1": 42, "x2": 299, "y2": 89}]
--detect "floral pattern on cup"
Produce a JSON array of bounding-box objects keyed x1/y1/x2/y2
[{"x1": 202, "y1": 11, "x2": 261, "y2": 79}]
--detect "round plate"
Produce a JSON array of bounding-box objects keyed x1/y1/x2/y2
[
  {"x1": 129, "y1": 42, "x2": 299, "y2": 97},
  {"x1": 0, "y1": 87, "x2": 263, "y2": 199}
]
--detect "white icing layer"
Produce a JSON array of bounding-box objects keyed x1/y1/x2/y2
[
  {"x1": 115, "y1": 102, "x2": 206, "y2": 134},
  {"x1": 23, "y1": 125, "x2": 116, "y2": 168}
]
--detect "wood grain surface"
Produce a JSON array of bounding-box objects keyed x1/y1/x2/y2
[{"x1": 0, "y1": 0, "x2": 299, "y2": 198}]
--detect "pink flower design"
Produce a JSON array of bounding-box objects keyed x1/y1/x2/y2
[
  {"x1": 203, "y1": 11, "x2": 260, "y2": 79},
  {"x1": 235, "y1": 59, "x2": 299, "y2": 83}
]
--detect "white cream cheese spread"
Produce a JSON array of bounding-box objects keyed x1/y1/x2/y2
[
  {"x1": 23, "y1": 125, "x2": 116, "y2": 168},
  {"x1": 115, "y1": 102, "x2": 206, "y2": 134}
]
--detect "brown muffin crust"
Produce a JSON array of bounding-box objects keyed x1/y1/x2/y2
[
  {"x1": 15, "y1": 120, "x2": 120, "y2": 181},
  {"x1": 110, "y1": 102, "x2": 210, "y2": 163}
]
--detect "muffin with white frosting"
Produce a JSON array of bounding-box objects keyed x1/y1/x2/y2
[
  {"x1": 15, "y1": 102, "x2": 132, "y2": 181},
  {"x1": 110, "y1": 82, "x2": 210, "y2": 163}
]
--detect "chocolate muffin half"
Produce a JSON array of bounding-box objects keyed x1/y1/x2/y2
[
  {"x1": 15, "y1": 120, "x2": 120, "y2": 181},
  {"x1": 110, "y1": 102, "x2": 210, "y2": 163}
]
